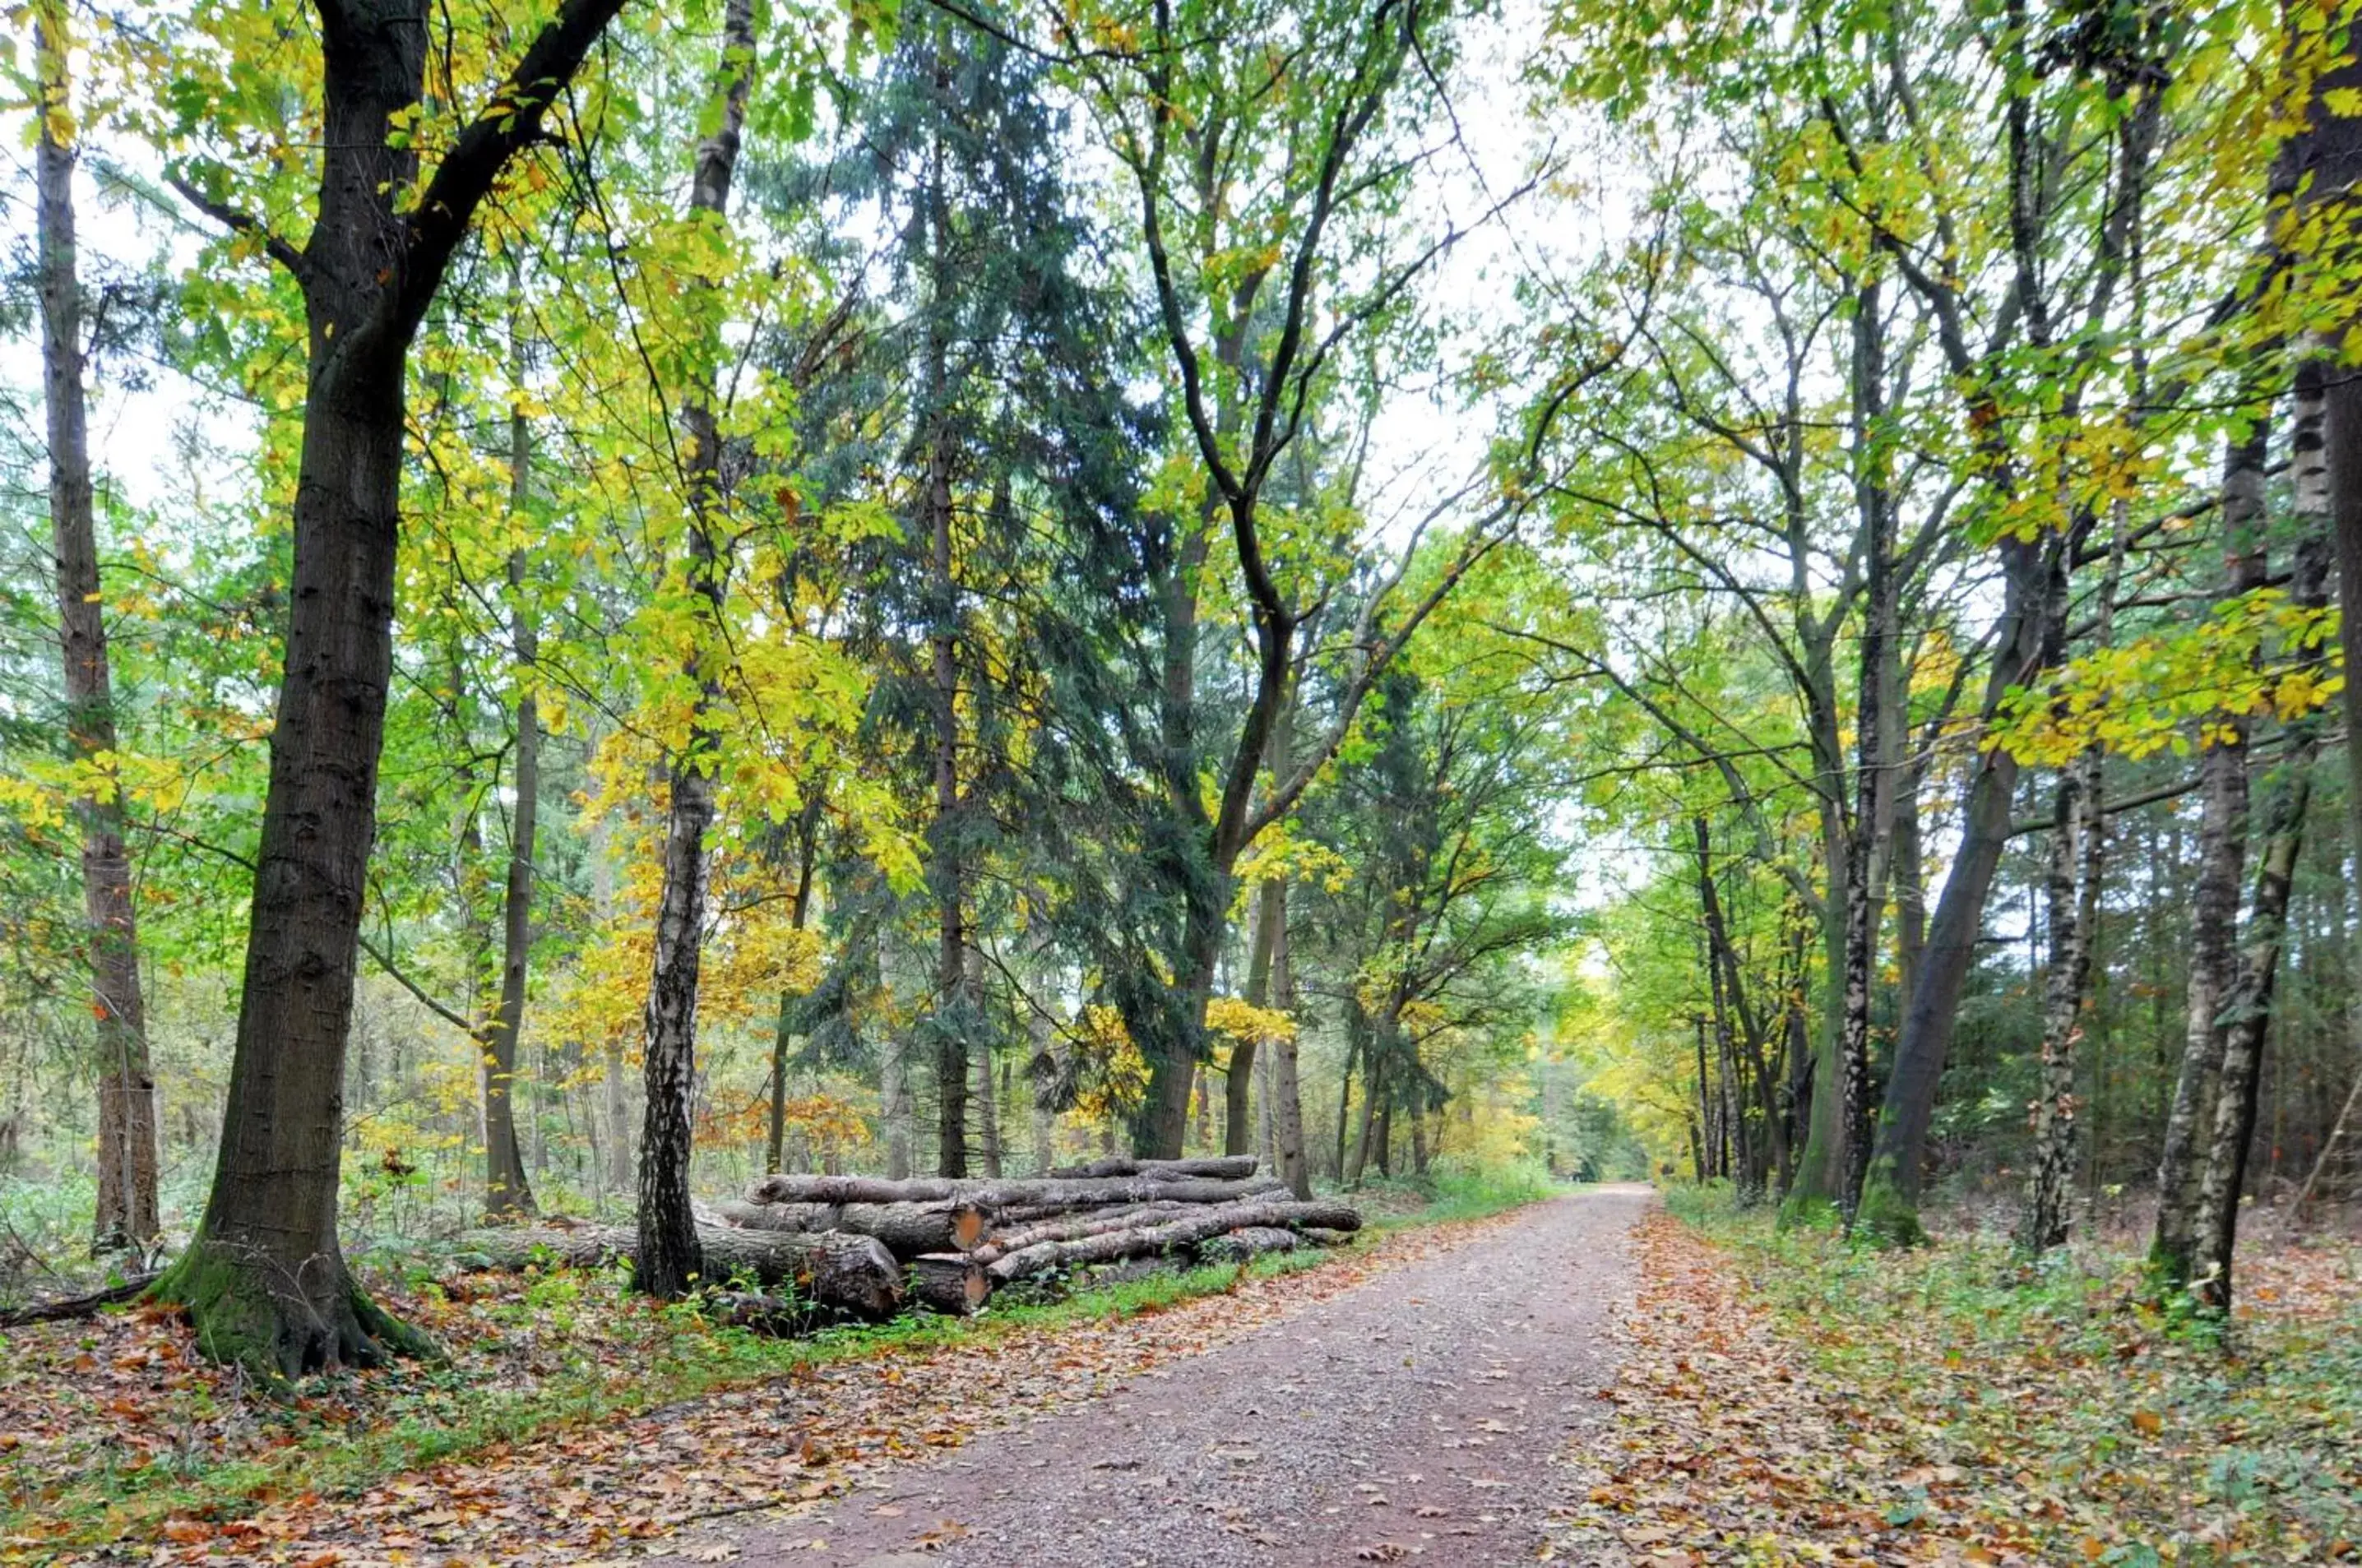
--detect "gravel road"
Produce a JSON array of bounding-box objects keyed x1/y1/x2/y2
[{"x1": 741, "y1": 1183, "x2": 1649, "y2": 1568}]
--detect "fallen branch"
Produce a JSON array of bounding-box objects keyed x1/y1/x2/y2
[{"x1": 0, "y1": 1272, "x2": 158, "y2": 1329}]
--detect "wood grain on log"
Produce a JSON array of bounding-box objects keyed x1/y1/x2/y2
[{"x1": 908, "y1": 1254, "x2": 993, "y2": 1315}]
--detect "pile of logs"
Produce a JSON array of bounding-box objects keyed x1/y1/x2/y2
[
  {"x1": 457, "y1": 1156, "x2": 1359, "y2": 1322},
  {"x1": 729, "y1": 1155, "x2": 1360, "y2": 1315}
]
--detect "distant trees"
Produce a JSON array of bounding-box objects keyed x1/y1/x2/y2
[{"x1": 1536, "y1": 0, "x2": 2360, "y2": 1303}]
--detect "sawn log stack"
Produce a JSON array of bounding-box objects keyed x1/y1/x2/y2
[
  {"x1": 729, "y1": 1156, "x2": 1360, "y2": 1315},
  {"x1": 459, "y1": 1157, "x2": 1359, "y2": 1318}
]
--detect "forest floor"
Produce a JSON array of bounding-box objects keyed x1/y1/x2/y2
[
  {"x1": 8, "y1": 1184, "x2": 2359, "y2": 1566},
  {"x1": 1546, "y1": 1191, "x2": 2362, "y2": 1566},
  {"x1": 0, "y1": 1178, "x2": 1566, "y2": 1565}
]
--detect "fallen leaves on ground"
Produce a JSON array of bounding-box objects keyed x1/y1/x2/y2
[
  {"x1": 3, "y1": 1210, "x2": 1522, "y2": 1566},
  {"x1": 1545, "y1": 1200, "x2": 2362, "y2": 1566}
]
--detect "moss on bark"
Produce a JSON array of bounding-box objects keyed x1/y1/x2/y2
[
  {"x1": 1854, "y1": 1164, "x2": 1928, "y2": 1248},
  {"x1": 148, "y1": 1237, "x2": 436, "y2": 1387}
]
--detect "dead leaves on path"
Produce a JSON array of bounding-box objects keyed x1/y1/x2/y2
[
  {"x1": 1545, "y1": 1212, "x2": 1921, "y2": 1567},
  {"x1": 1544, "y1": 1209, "x2": 2362, "y2": 1567},
  {"x1": 25, "y1": 1212, "x2": 1517, "y2": 1566}
]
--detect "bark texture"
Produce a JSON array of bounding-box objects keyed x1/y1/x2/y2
[
  {"x1": 461, "y1": 1223, "x2": 902, "y2": 1318},
  {"x1": 2188, "y1": 395, "x2": 2335, "y2": 1310},
  {"x1": 152, "y1": 0, "x2": 628, "y2": 1377},
  {"x1": 2150, "y1": 423, "x2": 2267, "y2": 1285},
  {"x1": 716, "y1": 1196, "x2": 990, "y2": 1257},
  {"x1": 36, "y1": 7, "x2": 160, "y2": 1252},
  {"x1": 982, "y1": 1198, "x2": 1360, "y2": 1282},
  {"x1": 636, "y1": 0, "x2": 755, "y2": 1301}
]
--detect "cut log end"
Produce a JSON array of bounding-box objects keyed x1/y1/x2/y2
[{"x1": 909, "y1": 1254, "x2": 992, "y2": 1315}]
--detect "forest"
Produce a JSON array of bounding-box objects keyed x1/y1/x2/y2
[{"x1": 1, "y1": 0, "x2": 2360, "y2": 1560}]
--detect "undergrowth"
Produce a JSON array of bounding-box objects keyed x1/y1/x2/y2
[
  {"x1": 1350, "y1": 1158, "x2": 1561, "y2": 1228},
  {"x1": 1662, "y1": 1183, "x2": 2362, "y2": 1564}
]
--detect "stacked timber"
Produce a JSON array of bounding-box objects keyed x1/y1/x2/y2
[
  {"x1": 717, "y1": 1157, "x2": 1359, "y2": 1315},
  {"x1": 453, "y1": 1221, "x2": 904, "y2": 1318}
]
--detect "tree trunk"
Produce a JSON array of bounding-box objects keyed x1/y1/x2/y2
[
  {"x1": 920, "y1": 113, "x2": 971, "y2": 1181},
  {"x1": 881, "y1": 1008, "x2": 914, "y2": 1181},
  {"x1": 1836, "y1": 281, "x2": 1897, "y2": 1228},
  {"x1": 766, "y1": 801, "x2": 822, "y2": 1176},
  {"x1": 1226, "y1": 692, "x2": 1299, "y2": 1154},
  {"x1": 1859, "y1": 534, "x2": 2051, "y2": 1241},
  {"x1": 2151, "y1": 421, "x2": 2270, "y2": 1284},
  {"x1": 2188, "y1": 402, "x2": 2335, "y2": 1311},
  {"x1": 2312, "y1": 0, "x2": 2362, "y2": 1265},
  {"x1": 636, "y1": 0, "x2": 756, "y2": 1301},
  {"x1": 1693, "y1": 820, "x2": 1758, "y2": 1201},
  {"x1": 2021, "y1": 755, "x2": 2102, "y2": 1251},
  {"x1": 1026, "y1": 932, "x2": 1060, "y2": 1174},
  {"x1": 1262, "y1": 877, "x2": 1312, "y2": 1197},
  {"x1": 36, "y1": 7, "x2": 159, "y2": 1253},
  {"x1": 2022, "y1": 507, "x2": 2126, "y2": 1253},
  {"x1": 967, "y1": 947, "x2": 1001, "y2": 1177},
  {"x1": 1348, "y1": 1018, "x2": 1383, "y2": 1189},
  {"x1": 153, "y1": 0, "x2": 628, "y2": 1375},
  {"x1": 480, "y1": 305, "x2": 541, "y2": 1223}
]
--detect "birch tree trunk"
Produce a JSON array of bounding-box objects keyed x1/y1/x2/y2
[
  {"x1": 636, "y1": 0, "x2": 756, "y2": 1299},
  {"x1": 2021, "y1": 507, "x2": 2127, "y2": 1253},
  {"x1": 2151, "y1": 422, "x2": 2270, "y2": 1283},
  {"x1": 2188, "y1": 383, "x2": 2335, "y2": 1311},
  {"x1": 1837, "y1": 281, "x2": 1896, "y2": 1228},
  {"x1": 2020, "y1": 752, "x2": 2102, "y2": 1252}
]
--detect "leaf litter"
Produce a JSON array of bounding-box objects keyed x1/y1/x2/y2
[
  {"x1": 1544, "y1": 1203, "x2": 2362, "y2": 1566},
  {"x1": 6, "y1": 1211, "x2": 1522, "y2": 1566}
]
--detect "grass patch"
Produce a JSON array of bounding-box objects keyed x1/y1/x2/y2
[{"x1": 1350, "y1": 1159, "x2": 1563, "y2": 1230}]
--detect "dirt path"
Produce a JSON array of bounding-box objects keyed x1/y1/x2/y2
[{"x1": 743, "y1": 1184, "x2": 1649, "y2": 1568}]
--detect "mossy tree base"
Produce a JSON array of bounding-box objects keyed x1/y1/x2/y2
[
  {"x1": 147, "y1": 1237, "x2": 437, "y2": 1386},
  {"x1": 1776, "y1": 1193, "x2": 1841, "y2": 1232},
  {"x1": 1853, "y1": 1170, "x2": 1929, "y2": 1248}
]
